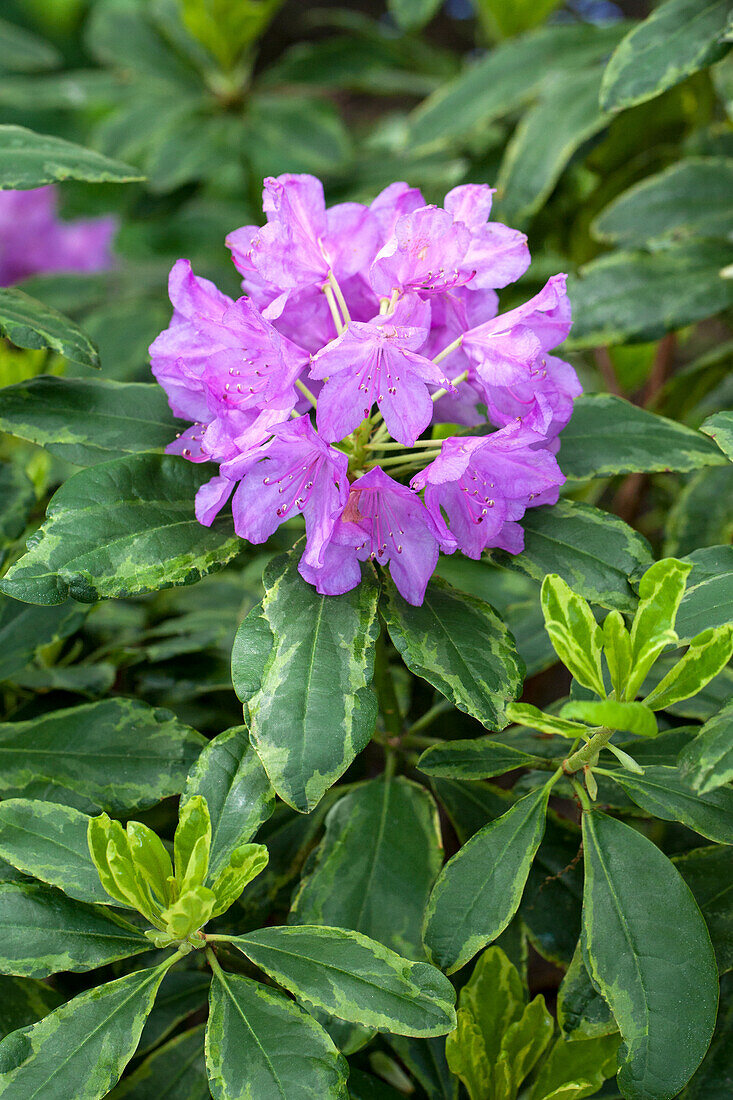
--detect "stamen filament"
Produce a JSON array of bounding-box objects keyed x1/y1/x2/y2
[
  {"x1": 323, "y1": 284, "x2": 345, "y2": 335},
  {"x1": 365, "y1": 439, "x2": 444, "y2": 451},
  {"x1": 432, "y1": 368, "x2": 468, "y2": 403},
  {"x1": 433, "y1": 333, "x2": 464, "y2": 365},
  {"x1": 295, "y1": 378, "x2": 318, "y2": 408},
  {"x1": 328, "y1": 271, "x2": 352, "y2": 325}
]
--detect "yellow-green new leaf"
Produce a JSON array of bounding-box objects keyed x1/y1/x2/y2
[
  {"x1": 160, "y1": 886, "x2": 215, "y2": 940},
  {"x1": 560, "y1": 700, "x2": 657, "y2": 739},
  {"x1": 87, "y1": 815, "x2": 137, "y2": 911},
  {"x1": 506, "y1": 703, "x2": 590, "y2": 740},
  {"x1": 125, "y1": 822, "x2": 172, "y2": 910},
  {"x1": 601, "y1": 611, "x2": 632, "y2": 699},
  {"x1": 174, "y1": 796, "x2": 211, "y2": 893},
  {"x1": 626, "y1": 559, "x2": 691, "y2": 700},
  {"x1": 644, "y1": 625, "x2": 733, "y2": 711},
  {"x1": 445, "y1": 1009, "x2": 491, "y2": 1100},
  {"x1": 528, "y1": 1033, "x2": 620, "y2": 1100},
  {"x1": 541, "y1": 576, "x2": 606, "y2": 697},
  {"x1": 210, "y1": 843, "x2": 268, "y2": 918}
]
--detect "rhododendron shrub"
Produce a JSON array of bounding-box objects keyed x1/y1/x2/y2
[{"x1": 150, "y1": 174, "x2": 580, "y2": 604}]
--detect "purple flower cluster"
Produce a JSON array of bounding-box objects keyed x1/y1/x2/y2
[
  {"x1": 0, "y1": 187, "x2": 116, "y2": 287},
  {"x1": 151, "y1": 175, "x2": 580, "y2": 605}
]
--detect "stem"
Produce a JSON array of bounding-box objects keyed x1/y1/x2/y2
[
  {"x1": 328, "y1": 271, "x2": 351, "y2": 325},
  {"x1": 374, "y1": 630, "x2": 402, "y2": 740},
  {"x1": 206, "y1": 947, "x2": 225, "y2": 978},
  {"x1": 365, "y1": 451, "x2": 440, "y2": 471},
  {"x1": 431, "y1": 369, "x2": 468, "y2": 404},
  {"x1": 433, "y1": 334, "x2": 463, "y2": 365},
  {"x1": 365, "y1": 439, "x2": 444, "y2": 452},
  {"x1": 295, "y1": 378, "x2": 318, "y2": 408},
  {"x1": 406, "y1": 700, "x2": 452, "y2": 736},
  {"x1": 570, "y1": 776, "x2": 593, "y2": 812},
  {"x1": 323, "y1": 284, "x2": 345, "y2": 335},
  {"x1": 563, "y1": 727, "x2": 614, "y2": 774}
]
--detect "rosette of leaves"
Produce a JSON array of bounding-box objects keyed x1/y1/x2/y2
[
  {"x1": 418, "y1": 558, "x2": 733, "y2": 1100},
  {"x1": 0, "y1": 791, "x2": 456, "y2": 1098}
]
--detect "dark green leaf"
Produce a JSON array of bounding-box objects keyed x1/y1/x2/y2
[
  {"x1": 429, "y1": 777, "x2": 514, "y2": 844},
  {"x1": 675, "y1": 845, "x2": 733, "y2": 973},
  {"x1": 495, "y1": 68, "x2": 608, "y2": 225},
  {"x1": 521, "y1": 813, "x2": 583, "y2": 966},
  {"x1": 231, "y1": 925, "x2": 456, "y2": 1036},
  {"x1": 0, "y1": 599, "x2": 86, "y2": 684},
  {"x1": 382, "y1": 575, "x2": 524, "y2": 729},
  {"x1": 0, "y1": 461, "x2": 34, "y2": 557},
  {"x1": 206, "y1": 969, "x2": 348, "y2": 1099},
  {"x1": 0, "y1": 19, "x2": 61, "y2": 73},
  {"x1": 0, "y1": 883, "x2": 149, "y2": 978},
  {"x1": 678, "y1": 699, "x2": 733, "y2": 794},
  {"x1": 0, "y1": 961, "x2": 173, "y2": 1098},
  {"x1": 0, "y1": 977, "x2": 63, "y2": 1042},
  {"x1": 701, "y1": 410, "x2": 733, "y2": 461},
  {"x1": 566, "y1": 242, "x2": 733, "y2": 349},
  {"x1": 593, "y1": 158, "x2": 733, "y2": 247},
  {"x1": 231, "y1": 552, "x2": 379, "y2": 813},
  {"x1": 608, "y1": 764, "x2": 733, "y2": 844},
  {"x1": 423, "y1": 784, "x2": 551, "y2": 973},
  {"x1": 388, "y1": 0, "x2": 442, "y2": 30},
  {"x1": 676, "y1": 546, "x2": 733, "y2": 641},
  {"x1": 558, "y1": 394, "x2": 726, "y2": 480},
  {"x1": 0, "y1": 124, "x2": 144, "y2": 188},
  {"x1": 680, "y1": 971, "x2": 733, "y2": 1099},
  {"x1": 582, "y1": 811, "x2": 718, "y2": 1100},
  {"x1": 557, "y1": 944, "x2": 616, "y2": 1041},
  {"x1": 493, "y1": 501, "x2": 653, "y2": 612},
  {"x1": 0, "y1": 698, "x2": 205, "y2": 814},
  {"x1": 0, "y1": 288, "x2": 99, "y2": 370},
  {"x1": 290, "y1": 777, "x2": 442, "y2": 960},
  {"x1": 1, "y1": 455, "x2": 241, "y2": 606},
  {"x1": 0, "y1": 799, "x2": 109, "y2": 905},
  {"x1": 182, "y1": 725, "x2": 275, "y2": 880},
  {"x1": 600, "y1": 0, "x2": 731, "y2": 112},
  {"x1": 384, "y1": 1035, "x2": 456, "y2": 1100},
  {"x1": 0, "y1": 378, "x2": 179, "y2": 465},
  {"x1": 111, "y1": 1025, "x2": 208, "y2": 1099},
  {"x1": 418, "y1": 739, "x2": 540, "y2": 780}
]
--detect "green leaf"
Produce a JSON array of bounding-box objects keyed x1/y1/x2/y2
[
  {"x1": 0, "y1": 977, "x2": 63, "y2": 1042},
  {"x1": 0, "y1": 18, "x2": 61, "y2": 72},
  {"x1": 388, "y1": 0, "x2": 442, "y2": 31},
  {"x1": 521, "y1": 813, "x2": 584, "y2": 966},
  {"x1": 0, "y1": 378, "x2": 180, "y2": 465},
  {"x1": 558, "y1": 394, "x2": 727, "y2": 480},
  {"x1": 560, "y1": 700, "x2": 657, "y2": 738},
  {"x1": 85, "y1": 2, "x2": 202, "y2": 86},
  {"x1": 474, "y1": 0, "x2": 563, "y2": 38},
  {"x1": 110, "y1": 1025, "x2": 208, "y2": 1099},
  {"x1": 557, "y1": 945, "x2": 616, "y2": 1042},
  {"x1": 181, "y1": 725, "x2": 274, "y2": 880},
  {"x1": 581, "y1": 811, "x2": 718, "y2": 1100},
  {"x1": 0, "y1": 289, "x2": 99, "y2": 370},
  {"x1": 701, "y1": 410, "x2": 733, "y2": 461},
  {"x1": 408, "y1": 23, "x2": 624, "y2": 149},
  {"x1": 566, "y1": 242, "x2": 733, "y2": 349},
  {"x1": 231, "y1": 551, "x2": 380, "y2": 813},
  {"x1": 0, "y1": 598, "x2": 86, "y2": 686},
  {"x1": 495, "y1": 68, "x2": 608, "y2": 225},
  {"x1": 680, "y1": 970, "x2": 733, "y2": 1099},
  {"x1": 0, "y1": 698, "x2": 204, "y2": 814},
  {"x1": 676, "y1": 546, "x2": 733, "y2": 641},
  {"x1": 678, "y1": 699, "x2": 733, "y2": 794},
  {"x1": 0, "y1": 799, "x2": 109, "y2": 905},
  {"x1": 290, "y1": 777, "x2": 443, "y2": 960},
  {"x1": 627, "y1": 558, "x2": 691, "y2": 699},
  {"x1": 493, "y1": 501, "x2": 653, "y2": 613},
  {"x1": 675, "y1": 845, "x2": 733, "y2": 974},
  {"x1": 181, "y1": 0, "x2": 284, "y2": 67},
  {"x1": 593, "y1": 158, "x2": 733, "y2": 247},
  {"x1": 0, "y1": 960, "x2": 174, "y2": 1099},
  {"x1": 600, "y1": 0, "x2": 731, "y2": 112},
  {"x1": 137, "y1": 971, "x2": 210, "y2": 1056},
  {"x1": 231, "y1": 925, "x2": 456, "y2": 1037},
  {"x1": 0, "y1": 461, "x2": 34, "y2": 554},
  {"x1": 384, "y1": 1034, "x2": 456, "y2": 1100},
  {"x1": 644, "y1": 625, "x2": 733, "y2": 710},
  {"x1": 206, "y1": 969, "x2": 348, "y2": 1099},
  {"x1": 0, "y1": 882, "x2": 150, "y2": 977},
  {"x1": 0, "y1": 124, "x2": 144, "y2": 189},
  {"x1": 382, "y1": 575, "x2": 524, "y2": 729},
  {"x1": 1, "y1": 454, "x2": 241, "y2": 606},
  {"x1": 541, "y1": 575, "x2": 606, "y2": 696},
  {"x1": 528, "y1": 1033, "x2": 620, "y2": 1100},
  {"x1": 423, "y1": 784, "x2": 551, "y2": 973},
  {"x1": 417, "y1": 739, "x2": 540, "y2": 780},
  {"x1": 606, "y1": 764, "x2": 733, "y2": 844},
  {"x1": 496, "y1": 995, "x2": 555, "y2": 1097},
  {"x1": 505, "y1": 703, "x2": 590, "y2": 740}
]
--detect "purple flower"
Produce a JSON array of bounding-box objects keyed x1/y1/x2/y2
[
  {"x1": 411, "y1": 421, "x2": 565, "y2": 559},
  {"x1": 300, "y1": 466, "x2": 445, "y2": 606},
  {"x1": 311, "y1": 294, "x2": 454, "y2": 446},
  {"x1": 150, "y1": 173, "x2": 579, "y2": 606},
  {"x1": 0, "y1": 186, "x2": 116, "y2": 287}
]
